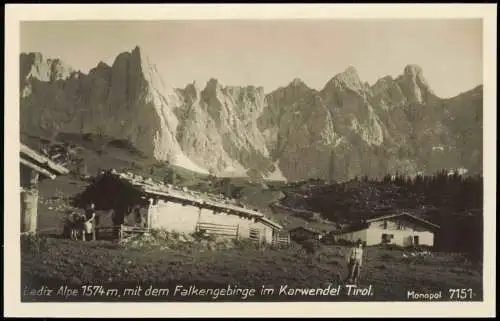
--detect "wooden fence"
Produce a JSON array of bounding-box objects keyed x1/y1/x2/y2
[
  {"x1": 195, "y1": 222, "x2": 239, "y2": 239},
  {"x1": 249, "y1": 227, "x2": 262, "y2": 244},
  {"x1": 249, "y1": 228, "x2": 291, "y2": 247},
  {"x1": 119, "y1": 225, "x2": 150, "y2": 240},
  {"x1": 273, "y1": 231, "x2": 291, "y2": 247},
  {"x1": 93, "y1": 225, "x2": 149, "y2": 241},
  {"x1": 39, "y1": 222, "x2": 290, "y2": 247}
]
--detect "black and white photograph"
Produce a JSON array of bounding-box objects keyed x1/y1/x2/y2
[{"x1": 4, "y1": 3, "x2": 496, "y2": 318}]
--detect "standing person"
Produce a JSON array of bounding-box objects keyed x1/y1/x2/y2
[
  {"x1": 83, "y1": 203, "x2": 97, "y2": 241},
  {"x1": 346, "y1": 239, "x2": 364, "y2": 284}
]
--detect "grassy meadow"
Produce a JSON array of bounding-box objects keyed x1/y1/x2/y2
[{"x1": 21, "y1": 233, "x2": 482, "y2": 302}]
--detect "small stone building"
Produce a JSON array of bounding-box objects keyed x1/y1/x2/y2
[
  {"x1": 289, "y1": 226, "x2": 328, "y2": 243},
  {"x1": 77, "y1": 170, "x2": 283, "y2": 244},
  {"x1": 333, "y1": 212, "x2": 440, "y2": 247}
]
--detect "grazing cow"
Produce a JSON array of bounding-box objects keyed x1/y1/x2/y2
[{"x1": 65, "y1": 211, "x2": 86, "y2": 240}]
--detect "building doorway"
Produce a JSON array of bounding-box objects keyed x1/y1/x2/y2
[{"x1": 413, "y1": 235, "x2": 420, "y2": 246}]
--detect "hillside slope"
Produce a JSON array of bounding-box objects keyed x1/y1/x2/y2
[{"x1": 279, "y1": 173, "x2": 483, "y2": 257}]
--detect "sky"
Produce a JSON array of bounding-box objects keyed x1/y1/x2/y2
[{"x1": 20, "y1": 19, "x2": 483, "y2": 98}]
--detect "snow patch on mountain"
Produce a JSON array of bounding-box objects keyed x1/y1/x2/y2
[
  {"x1": 264, "y1": 162, "x2": 287, "y2": 182},
  {"x1": 171, "y1": 152, "x2": 210, "y2": 174},
  {"x1": 350, "y1": 108, "x2": 384, "y2": 146}
]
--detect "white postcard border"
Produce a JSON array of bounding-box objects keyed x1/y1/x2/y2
[{"x1": 4, "y1": 4, "x2": 497, "y2": 318}]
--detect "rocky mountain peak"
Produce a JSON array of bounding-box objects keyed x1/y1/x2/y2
[
  {"x1": 322, "y1": 66, "x2": 364, "y2": 93},
  {"x1": 336, "y1": 66, "x2": 361, "y2": 83},
  {"x1": 370, "y1": 75, "x2": 395, "y2": 95},
  {"x1": 96, "y1": 61, "x2": 111, "y2": 69},
  {"x1": 112, "y1": 46, "x2": 142, "y2": 68},
  {"x1": 132, "y1": 45, "x2": 141, "y2": 55},
  {"x1": 20, "y1": 52, "x2": 74, "y2": 83},
  {"x1": 342, "y1": 65, "x2": 359, "y2": 76},
  {"x1": 397, "y1": 64, "x2": 435, "y2": 103},
  {"x1": 181, "y1": 81, "x2": 202, "y2": 101},
  {"x1": 402, "y1": 64, "x2": 429, "y2": 89},
  {"x1": 403, "y1": 64, "x2": 424, "y2": 77},
  {"x1": 290, "y1": 77, "x2": 307, "y2": 87},
  {"x1": 23, "y1": 52, "x2": 44, "y2": 63},
  {"x1": 204, "y1": 78, "x2": 223, "y2": 92},
  {"x1": 185, "y1": 80, "x2": 201, "y2": 91},
  {"x1": 376, "y1": 75, "x2": 394, "y2": 84}
]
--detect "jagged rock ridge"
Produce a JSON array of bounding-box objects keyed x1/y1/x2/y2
[{"x1": 20, "y1": 46, "x2": 483, "y2": 181}]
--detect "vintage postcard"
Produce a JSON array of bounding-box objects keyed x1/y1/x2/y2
[{"x1": 4, "y1": 3, "x2": 497, "y2": 318}]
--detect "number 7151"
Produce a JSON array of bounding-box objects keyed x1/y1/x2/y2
[{"x1": 448, "y1": 288, "x2": 473, "y2": 300}]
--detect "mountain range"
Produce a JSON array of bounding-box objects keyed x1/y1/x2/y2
[{"x1": 19, "y1": 46, "x2": 483, "y2": 181}]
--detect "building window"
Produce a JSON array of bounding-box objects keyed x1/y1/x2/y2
[
  {"x1": 381, "y1": 233, "x2": 394, "y2": 244},
  {"x1": 383, "y1": 220, "x2": 388, "y2": 229}
]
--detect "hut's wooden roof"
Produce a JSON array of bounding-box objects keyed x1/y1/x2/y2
[
  {"x1": 288, "y1": 225, "x2": 337, "y2": 235},
  {"x1": 365, "y1": 212, "x2": 440, "y2": 229},
  {"x1": 20, "y1": 143, "x2": 70, "y2": 179}
]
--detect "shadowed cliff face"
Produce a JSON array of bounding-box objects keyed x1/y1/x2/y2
[
  {"x1": 20, "y1": 47, "x2": 165, "y2": 159},
  {"x1": 20, "y1": 46, "x2": 483, "y2": 181}
]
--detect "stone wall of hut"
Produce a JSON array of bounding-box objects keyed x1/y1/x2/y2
[{"x1": 148, "y1": 199, "x2": 275, "y2": 243}]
